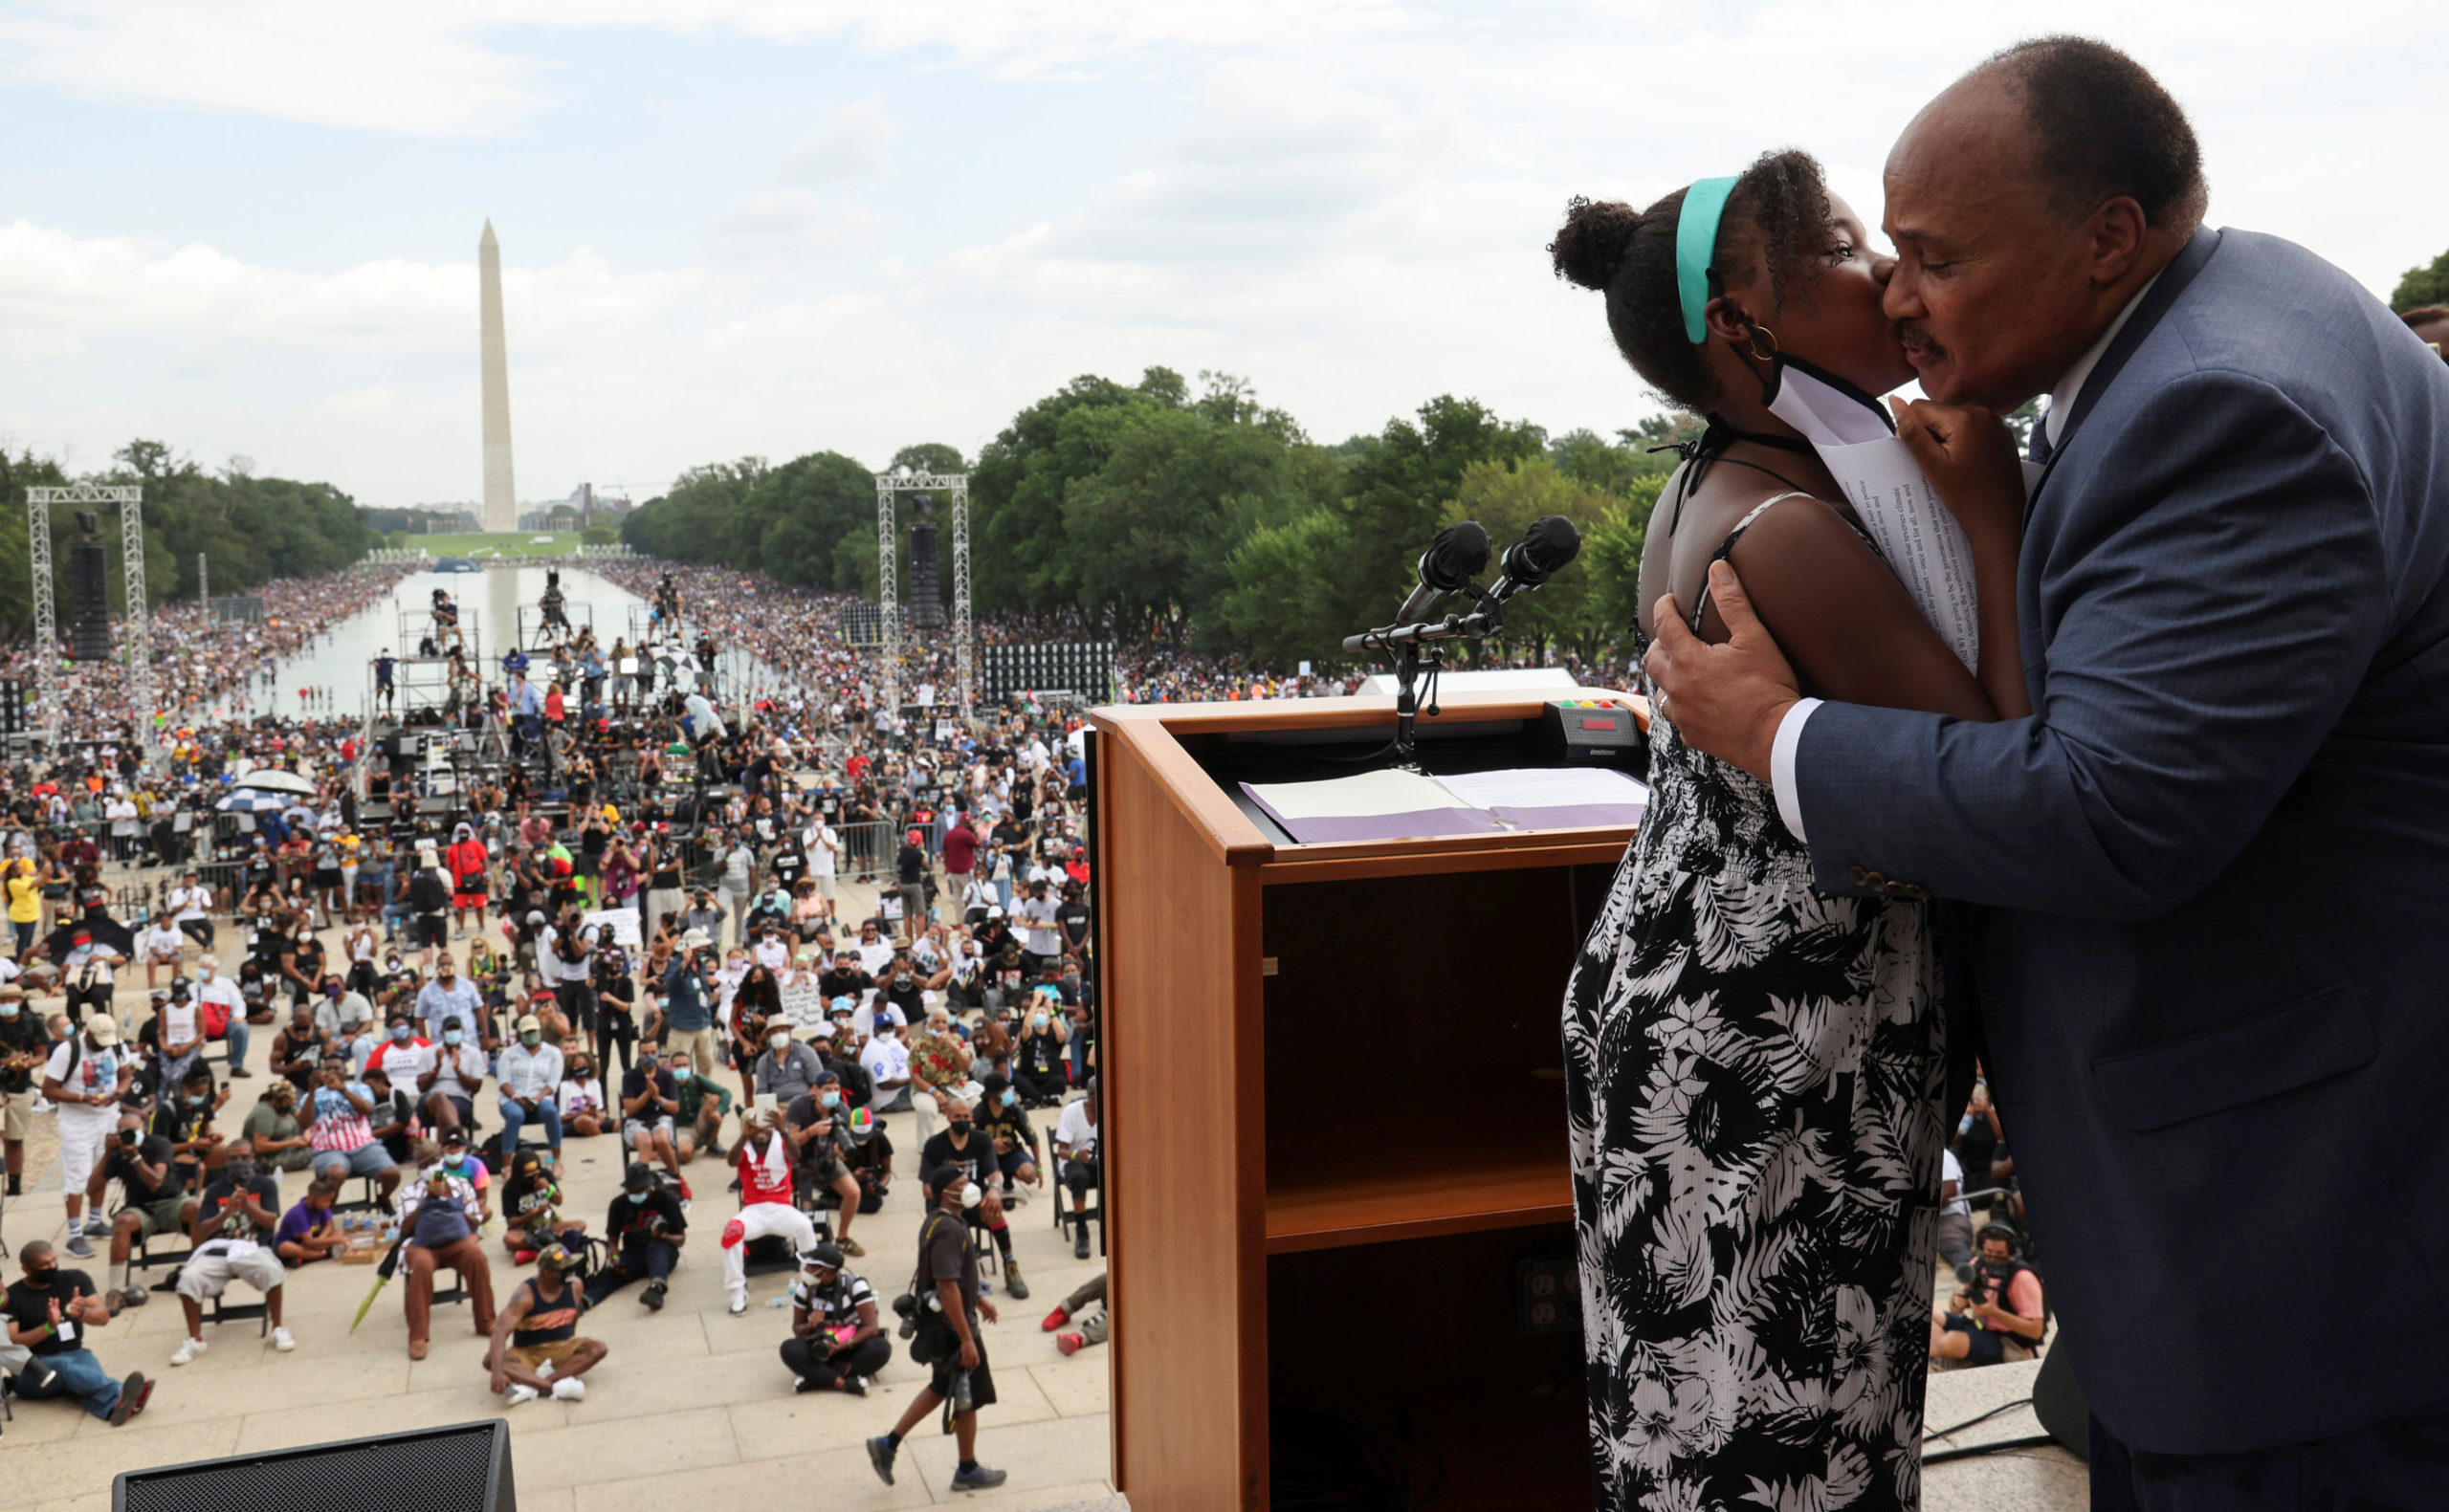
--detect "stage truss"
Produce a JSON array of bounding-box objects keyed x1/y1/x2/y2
[
  {"x1": 871, "y1": 469, "x2": 972, "y2": 715},
  {"x1": 24, "y1": 484, "x2": 148, "y2": 744}
]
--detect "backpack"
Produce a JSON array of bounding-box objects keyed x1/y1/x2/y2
[{"x1": 198, "y1": 995, "x2": 232, "y2": 1041}]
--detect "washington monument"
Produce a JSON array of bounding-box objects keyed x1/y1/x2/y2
[{"x1": 478, "y1": 219, "x2": 516, "y2": 532}]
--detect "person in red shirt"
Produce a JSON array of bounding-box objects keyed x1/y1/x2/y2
[
  {"x1": 445, "y1": 823, "x2": 491, "y2": 938},
  {"x1": 719, "y1": 1107, "x2": 817, "y2": 1316},
  {"x1": 844, "y1": 750, "x2": 871, "y2": 785},
  {"x1": 940, "y1": 819, "x2": 978, "y2": 892}
]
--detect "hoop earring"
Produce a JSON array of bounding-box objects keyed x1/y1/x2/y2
[{"x1": 1742, "y1": 323, "x2": 1780, "y2": 363}]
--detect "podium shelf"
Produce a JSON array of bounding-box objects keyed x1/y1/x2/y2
[{"x1": 1266, "y1": 1146, "x2": 1573, "y2": 1254}]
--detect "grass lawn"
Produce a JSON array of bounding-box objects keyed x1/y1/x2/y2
[{"x1": 398, "y1": 531, "x2": 594, "y2": 558}]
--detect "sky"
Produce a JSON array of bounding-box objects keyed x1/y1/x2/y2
[{"x1": 1, "y1": 0, "x2": 2441, "y2": 509}]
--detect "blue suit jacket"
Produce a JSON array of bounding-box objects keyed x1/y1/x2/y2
[{"x1": 1797, "y1": 228, "x2": 2449, "y2": 1453}]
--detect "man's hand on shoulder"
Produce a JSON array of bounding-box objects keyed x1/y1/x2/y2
[{"x1": 1643, "y1": 561, "x2": 1800, "y2": 782}]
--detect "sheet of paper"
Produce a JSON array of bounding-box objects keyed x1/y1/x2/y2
[
  {"x1": 1432, "y1": 767, "x2": 1649, "y2": 810},
  {"x1": 855, "y1": 942, "x2": 895, "y2": 975},
  {"x1": 1245, "y1": 769, "x2": 1462, "y2": 820},
  {"x1": 1817, "y1": 438, "x2": 1982, "y2": 670},
  {"x1": 1769, "y1": 364, "x2": 1981, "y2": 670},
  {"x1": 583, "y1": 906, "x2": 642, "y2": 949}
]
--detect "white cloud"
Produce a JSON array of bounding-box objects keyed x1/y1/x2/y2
[{"x1": 778, "y1": 96, "x2": 900, "y2": 185}]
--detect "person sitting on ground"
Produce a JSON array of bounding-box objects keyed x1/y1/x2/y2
[
  {"x1": 1052, "y1": 1078, "x2": 1100, "y2": 1260},
  {"x1": 584, "y1": 1162, "x2": 687, "y2": 1312},
  {"x1": 487, "y1": 1241, "x2": 605, "y2": 1406},
  {"x1": 1931, "y1": 1223, "x2": 2048, "y2": 1368},
  {"x1": 720, "y1": 1106, "x2": 819, "y2": 1316},
  {"x1": 276, "y1": 1180, "x2": 350, "y2": 1267},
  {"x1": 99, "y1": 1107, "x2": 193, "y2": 1311},
  {"x1": 781, "y1": 1242, "x2": 888, "y2": 1396},
  {"x1": 6, "y1": 1239, "x2": 152, "y2": 1426},
  {"x1": 1011, "y1": 997, "x2": 1069, "y2": 1107},
  {"x1": 396, "y1": 1154, "x2": 497, "y2": 1361},
  {"x1": 500, "y1": 1149, "x2": 585, "y2": 1260},
  {"x1": 1040, "y1": 1271, "x2": 1108, "y2": 1356},
  {"x1": 268, "y1": 1001, "x2": 328, "y2": 1094},
  {"x1": 240, "y1": 1079, "x2": 314, "y2": 1172},
  {"x1": 168, "y1": 1138, "x2": 294, "y2": 1363},
  {"x1": 918, "y1": 1099, "x2": 1026, "y2": 1299}
]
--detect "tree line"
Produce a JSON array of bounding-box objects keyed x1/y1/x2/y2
[
  {"x1": 0, "y1": 440, "x2": 379, "y2": 642},
  {"x1": 621, "y1": 368, "x2": 1692, "y2": 668}
]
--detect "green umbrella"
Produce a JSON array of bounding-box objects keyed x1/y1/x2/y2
[{"x1": 348, "y1": 1237, "x2": 408, "y2": 1334}]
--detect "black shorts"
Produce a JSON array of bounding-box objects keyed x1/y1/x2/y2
[
  {"x1": 927, "y1": 1330, "x2": 996, "y2": 1407},
  {"x1": 1941, "y1": 1314, "x2": 2005, "y2": 1367}
]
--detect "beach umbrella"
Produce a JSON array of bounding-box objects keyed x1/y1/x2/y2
[
  {"x1": 232, "y1": 768, "x2": 317, "y2": 797},
  {"x1": 216, "y1": 789, "x2": 290, "y2": 814}
]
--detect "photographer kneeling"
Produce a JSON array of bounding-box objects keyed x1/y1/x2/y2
[
  {"x1": 1929, "y1": 1223, "x2": 2046, "y2": 1368},
  {"x1": 781, "y1": 1242, "x2": 888, "y2": 1396}
]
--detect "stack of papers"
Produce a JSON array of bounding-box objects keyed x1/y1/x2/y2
[{"x1": 1243, "y1": 767, "x2": 1647, "y2": 844}]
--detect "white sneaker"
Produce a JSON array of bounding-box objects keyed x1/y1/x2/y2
[
  {"x1": 534, "y1": 1358, "x2": 555, "y2": 1380},
  {"x1": 271, "y1": 1326, "x2": 296, "y2": 1352},
  {"x1": 550, "y1": 1376, "x2": 586, "y2": 1401},
  {"x1": 505, "y1": 1383, "x2": 541, "y2": 1406},
  {"x1": 171, "y1": 1337, "x2": 208, "y2": 1366},
  {"x1": 727, "y1": 1295, "x2": 747, "y2": 1315}
]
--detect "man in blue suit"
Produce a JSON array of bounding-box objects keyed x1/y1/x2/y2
[{"x1": 1647, "y1": 36, "x2": 2449, "y2": 1509}]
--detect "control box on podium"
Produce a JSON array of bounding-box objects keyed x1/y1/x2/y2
[{"x1": 1089, "y1": 689, "x2": 1646, "y2": 1511}]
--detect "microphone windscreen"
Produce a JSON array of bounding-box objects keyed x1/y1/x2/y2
[
  {"x1": 1423, "y1": 521, "x2": 1492, "y2": 591},
  {"x1": 1525, "y1": 515, "x2": 1583, "y2": 572}
]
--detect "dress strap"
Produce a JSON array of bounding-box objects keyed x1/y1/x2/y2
[{"x1": 1688, "y1": 492, "x2": 1819, "y2": 634}]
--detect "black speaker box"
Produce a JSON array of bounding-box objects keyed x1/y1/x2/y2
[{"x1": 114, "y1": 1418, "x2": 515, "y2": 1512}]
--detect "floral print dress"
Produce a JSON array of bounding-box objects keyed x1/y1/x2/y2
[{"x1": 1562, "y1": 705, "x2": 1946, "y2": 1512}]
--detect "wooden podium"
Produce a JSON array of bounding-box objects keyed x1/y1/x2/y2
[{"x1": 1089, "y1": 689, "x2": 1645, "y2": 1510}]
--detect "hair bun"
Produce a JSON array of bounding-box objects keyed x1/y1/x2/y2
[{"x1": 1550, "y1": 196, "x2": 1641, "y2": 291}]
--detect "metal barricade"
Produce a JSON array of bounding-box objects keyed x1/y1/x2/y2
[{"x1": 837, "y1": 820, "x2": 897, "y2": 881}]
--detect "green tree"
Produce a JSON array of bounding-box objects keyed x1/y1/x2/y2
[
  {"x1": 889, "y1": 443, "x2": 967, "y2": 477},
  {"x1": 580, "y1": 526, "x2": 616, "y2": 545},
  {"x1": 1445, "y1": 455, "x2": 1626, "y2": 664},
  {"x1": 1581, "y1": 472, "x2": 1668, "y2": 660},
  {"x1": 2393, "y1": 246, "x2": 2449, "y2": 311}
]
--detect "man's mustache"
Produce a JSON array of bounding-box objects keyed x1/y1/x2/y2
[{"x1": 1897, "y1": 319, "x2": 1944, "y2": 359}]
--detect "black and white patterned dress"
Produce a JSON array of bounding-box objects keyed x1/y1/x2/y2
[{"x1": 1563, "y1": 499, "x2": 1947, "y2": 1511}]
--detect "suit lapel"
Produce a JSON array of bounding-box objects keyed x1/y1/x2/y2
[{"x1": 2025, "y1": 228, "x2": 2222, "y2": 519}]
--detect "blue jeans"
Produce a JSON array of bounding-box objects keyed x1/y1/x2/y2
[
  {"x1": 224, "y1": 1019, "x2": 251, "y2": 1071},
  {"x1": 13, "y1": 1347, "x2": 122, "y2": 1419},
  {"x1": 498, "y1": 1096, "x2": 562, "y2": 1151}
]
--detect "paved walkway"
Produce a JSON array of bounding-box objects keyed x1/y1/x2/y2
[{"x1": 0, "y1": 905, "x2": 1116, "y2": 1511}]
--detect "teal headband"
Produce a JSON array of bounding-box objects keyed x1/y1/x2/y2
[{"x1": 1675, "y1": 175, "x2": 1740, "y2": 344}]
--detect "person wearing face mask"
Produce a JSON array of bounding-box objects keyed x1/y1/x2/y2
[
  {"x1": 239, "y1": 1080, "x2": 314, "y2": 1172},
  {"x1": 864, "y1": 1166, "x2": 1005, "y2": 1493},
  {"x1": 973, "y1": 1074, "x2": 1045, "y2": 1208},
  {"x1": 42, "y1": 1012, "x2": 132, "y2": 1258},
  {"x1": 783, "y1": 1071, "x2": 870, "y2": 1259},
  {"x1": 751, "y1": 1019, "x2": 824, "y2": 1104},
  {"x1": 190, "y1": 956, "x2": 251, "y2": 1081},
  {"x1": 415, "y1": 955, "x2": 483, "y2": 1048},
  {"x1": 167, "y1": 1138, "x2": 294, "y2": 1364},
  {"x1": 858, "y1": 1018, "x2": 914, "y2": 1115},
  {"x1": 6, "y1": 1239, "x2": 153, "y2": 1425},
  {"x1": 302, "y1": 1054, "x2": 400, "y2": 1203},
  {"x1": 557, "y1": 1046, "x2": 606, "y2": 1138},
  {"x1": 422, "y1": 1015, "x2": 489, "y2": 1134},
  {"x1": 1052, "y1": 1078, "x2": 1100, "y2": 1261},
  {"x1": 496, "y1": 1014, "x2": 566, "y2": 1165},
  {"x1": 782, "y1": 1241, "x2": 888, "y2": 1396},
  {"x1": 394, "y1": 1155, "x2": 497, "y2": 1361},
  {"x1": 0, "y1": 982, "x2": 49, "y2": 1197},
  {"x1": 917, "y1": 1099, "x2": 1026, "y2": 1300},
  {"x1": 719, "y1": 1107, "x2": 820, "y2": 1315},
  {"x1": 1011, "y1": 998, "x2": 1069, "y2": 1107},
  {"x1": 584, "y1": 1162, "x2": 688, "y2": 1312}
]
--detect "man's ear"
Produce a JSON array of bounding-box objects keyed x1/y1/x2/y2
[{"x1": 2085, "y1": 196, "x2": 2150, "y2": 287}]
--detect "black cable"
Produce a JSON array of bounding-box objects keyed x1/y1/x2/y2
[
  {"x1": 1922, "y1": 1433, "x2": 2061, "y2": 1465},
  {"x1": 1926, "y1": 1394, "x2": 2033, "y2": 1441}
]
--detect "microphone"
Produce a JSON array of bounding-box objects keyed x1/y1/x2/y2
[
  {"x1": 1482, "y1": 515, "x2": 1582, "y2": 609},
  {"x1": 1390, "y1": 521, "x2": 1491, "y2": 627}
]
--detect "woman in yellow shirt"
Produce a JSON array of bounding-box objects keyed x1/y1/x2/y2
[{"x1": 5, "y1": 858, "x2": 40, "y2": 958}]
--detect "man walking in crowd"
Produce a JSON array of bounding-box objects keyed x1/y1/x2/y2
[{"x1": 867, "y1": 1166, "x2": 1006, "y2": 1493}]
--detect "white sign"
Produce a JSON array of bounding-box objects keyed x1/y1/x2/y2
[{"x1": 582, "y1": 906, "x2": 642, "y2": 949}]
